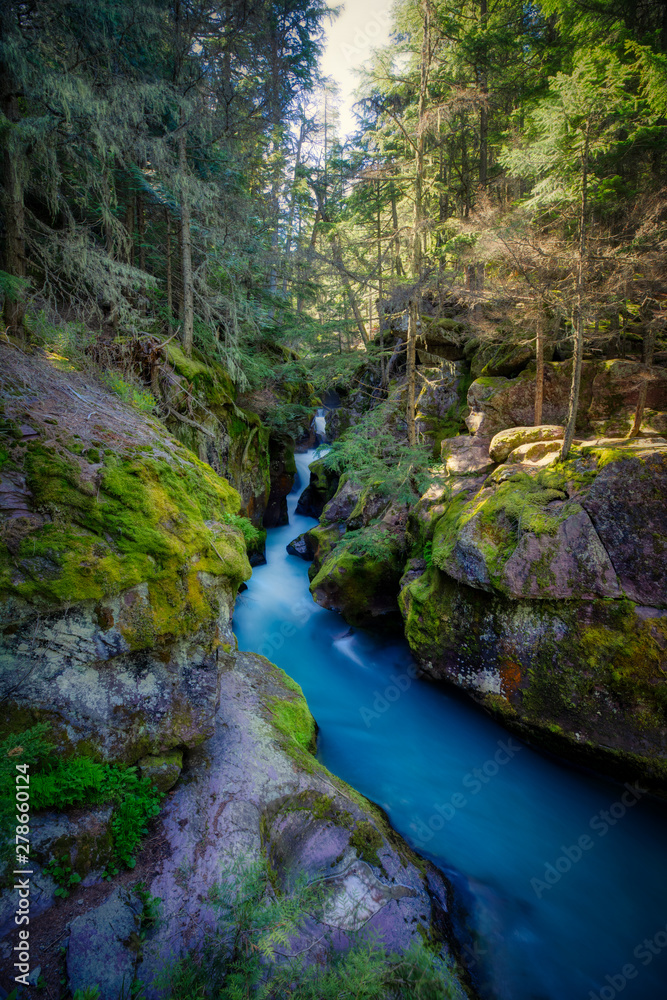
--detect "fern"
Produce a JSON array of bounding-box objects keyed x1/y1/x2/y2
[
  {"x1": 0, "y1": 725, "x2": 162, "y2": 875},
  {"x1": 161, "y1": 855, "x2": 463, "y2": 1000}
]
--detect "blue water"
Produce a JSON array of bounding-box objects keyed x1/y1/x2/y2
[{"x1": 234, "y1": 450, "x2": 667, "y2": 1000}]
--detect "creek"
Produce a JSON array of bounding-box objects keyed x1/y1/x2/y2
[{"x1": 233, "y1": 449, "x2": 667, "y2": 1000}]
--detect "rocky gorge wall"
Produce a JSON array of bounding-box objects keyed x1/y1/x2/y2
[
  {"x1": 0, "y1": 344, "x2": 473, "y2": 999},
  {"x1": 298, "y1": 331, "x2": 667, "y2": 793}
]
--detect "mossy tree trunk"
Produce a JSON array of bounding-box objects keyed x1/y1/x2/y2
[
  {"x1": 560, "y1": 122, "x2": 590, "y2": 461},
  {"x1": 1, "y1": 39, "x2": 26, "y2": 339},
  {"x1": 178, "y1": 108, "x2": 194, "y2": 358},
  {"x1": 165, "y1": 206, "x2": 173, "y2": 334},
  {"x1": 407, "y1": 301, "x2": 418, "y2": 446}
]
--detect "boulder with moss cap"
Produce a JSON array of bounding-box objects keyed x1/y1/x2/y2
[{"x1": 0, "y1": 346, "x2": 251, "y2": 766}]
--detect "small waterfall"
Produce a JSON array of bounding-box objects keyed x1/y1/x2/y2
[{"x1": 314, "y1": 406, "x2": 327, "y2": 442}]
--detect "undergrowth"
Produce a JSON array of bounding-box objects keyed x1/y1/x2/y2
[
  {"x1": 0, "y1": 724, "x2": 163, "y2": 879},
  {"x1": 321, "y1": 400, "x2": 433, "y2": 510},
  {"x1": 157, "y1": 854, "x2": 463, "y2": 1000}
]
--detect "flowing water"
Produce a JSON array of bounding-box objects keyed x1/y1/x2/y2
[{"x1": 233, "y1": 449, "x2": 667, "y2": 1000}]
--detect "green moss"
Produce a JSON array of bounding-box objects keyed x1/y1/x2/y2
[
  {"x1": 0, "y1": 433, "x2": 250, "y2": 645},
  {"x1": 432, "y1": 466, "x2": 581, "y2": 589},
  {"x1": 349, "y1": 821, "x2": 384, "y2": 868},
  {"x1": 309, "y1": 524, "x2": 404, "y2": 624},
  {"x1": 267, "y1": 696, "x2": 316, "y2": 754}
]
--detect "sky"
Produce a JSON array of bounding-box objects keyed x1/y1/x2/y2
[{"x1": 320, "y1": 0, "x2": 394, "y2": 139}]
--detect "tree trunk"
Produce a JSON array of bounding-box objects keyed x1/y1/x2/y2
[
  {"x1": 165, "y1": 207, "x2": 173, "y2": 334},
  {"x1": 282, "y1": 123, "x2": 304, "y2": 295},
  {"x1": 478, "y1": 0, "x2": 488, "y2": 189},
  {"x1": 1, "y1": 114, "x2": 26, "y2": 337},
  {"x1": 628, "y1": 327, "x2": 656, "y2": 438},
  {"x1": 560, "y1": 123, "x2": 590, "y2": 461},
  {"x1": 407, "y1": 301, "x2": 418, "y2": 446},
  {"x1": 178, "y1": 110, "x2": 194, "y2": 357},
  {"x1": 137, "y1": 193, "x2": 146, "y2": 271},
  {"x1": 413, "y1": 1, "x2": 431, "y2": 277},
  {"x1": 125, "y1": 195, "x2": 135, "y2": 266},
  {"x1": 534, "y1": 310, "x2": 545, "y2": 425},
  {"x1": 333, "y1": 238, "x2": 368, "y2": 347},
  {"x1": 390, "y1": 190, "x2": 404, "y2": 277},
  {"x1": 377, "y1": 179, "x2": 385, "y2": 386},
  {"x1": 0, "y1": 15, "x2": 26, "y2": 339}
]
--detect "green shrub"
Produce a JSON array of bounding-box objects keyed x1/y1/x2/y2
[
  {"x1": 160, "y1": 855, "x2": 463, "y2": 1000},
  {"x1": 100, "y1": 371, "x2": 156, "y2": 413},
  {"x1": 0, "y1": 725, "x2": 163, "y2": 875}
]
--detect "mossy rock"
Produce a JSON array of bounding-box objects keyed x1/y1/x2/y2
[
  {"x1": 309, "y1": 523, "x2": 405, "y2": 625},
  {"x1": 489, "y1": 425, "x2": 565, "y2": 463},
  {"x1": 138, "y1": 750, "x2": 184, "y2": 793},
  {"x1": 399, "y1": 565, "x2": 667, "y2": 792}
]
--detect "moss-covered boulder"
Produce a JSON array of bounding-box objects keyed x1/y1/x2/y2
[
  {"x1": 0, "y1": 346, "x2": 252, "y2": 764},
  {"x1": 61, "y1": 649, "x2": 470, "y2": 999},
  {"x1": 295, "y1": 457, "x2": 340, "y2": 518},
  {"x1": 400, "y1": 446, "x2": 667, "y2": 791},
  {"x1": 309, "y1": 516, "x2": 407, "y2": 626},
  {"x1": 400, "y1": 566, "x2": 667, "y2": 791},
  {"x1": 470, "y1": 340, "x2": 537, "y2": 379},
  {"x1": 465, "y1": 362, "x2": 597, "y2": 438},
  {"x1": 163, "y1": 343, "x2": 272, "y2": 528},
  {"x1": 466, "y1": 360, "x2": 667, "y2": 440},
  {"x1": 263, "y1": 434, "x2": 296, "y2": 527},
  {"x1": 489, "y1": 425, "x2": 565, "y2": 463},
  {"x1": 138, "y1": 750, "x2": 184, "y2": 793}
]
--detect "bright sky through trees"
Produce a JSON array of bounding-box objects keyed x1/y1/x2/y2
[{"x1": 320, "y1": 0, "x2": 393, "y2": 138}]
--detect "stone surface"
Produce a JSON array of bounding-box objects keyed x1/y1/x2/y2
[
  {"x1": 583, "y1": 452, "x2": 667, "y2": 606},
  {"x1": 263, "y1": 436, "x2": 297, "y2": 527},
  {"x1": 400, "y1": 446, "x2": 667, "y2": 791},
  {"x1": 506, "y1": 440, "x2": 563, "y2": 466},
  {"x1": 67, "y1": 889, "x2": 142, "y2": 1000},
  {"x1": 287, "y1": 532, "x2": 315, "y2": 560},
  {"x1": 499, "y1": 507, "x2": 620, "y2": 599},
  {"x1": 295, "y1": 459, "x2": 340, "y2": 519},
  {"x1": 441, "y1": 436, "x2": 496, "y2": 476},
  {"x1": 466, "y1": 360, "x2": 667, "y2": 440},
  {"x1": 399, "y1": 566, "x2": 667, "y2": 791},
  {"x1": 0, "y1": 347, "x2": 251, "y2": 763},
  {"x1": 62, "y1": 652, "x2": 467, "y2": 999},
  {"x1": 489, "y1": 425, "x2": 565, "y2": 463},
  {"x1": 138, "y1": 750, "x2": 184, "y2": 793},
  {"x1": 470, "y1": 341, "x2": 535, "y2": 379},
  {"x1": 415, "y1": 371, "x2": 459, "y2": 439}
]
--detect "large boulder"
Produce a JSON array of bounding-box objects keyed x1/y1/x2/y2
[
  {"x1": 470, "y1": 340, "x2": 538, "y2": 379},
  {"x1": 466, "y1": 360, "x2": 667, "y2": 440},
  {"x1": 263, "y1": 435, "x2": 296, "y2": 527},
  {"x1": 0, "y1": 346, "x2": 251, "y2": 766},
  {"x1": 489, "y1": 425, "x2": 565, "y2": 463},
  {"x1": 55, "y1": 652, "x2": 469, "y2": 1000},
  {"x1": 295, "y1": 458, "x2": 340, "y2": 518},
  {"x1": 441, "y1": 435, "x2": 496, "y2": 476},
  {"x1": 309, "y1": 510, "x2": 407, "y2": 626},
  {"x1": 582, "y1": 452, "x2": 667, "y2": 606},
  {"x1": 399, "y1": 567, "x2": 667, "y2": 790},
  {"x1": 399, "y1": 446, "x2": 667, "y2": 792}
]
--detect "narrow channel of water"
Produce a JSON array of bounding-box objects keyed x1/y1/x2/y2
[{"x1": 233, "y1": 449, "x2": 667, "y2": 1000}]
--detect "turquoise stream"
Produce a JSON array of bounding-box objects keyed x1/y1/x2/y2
[{"x1": 233, "y1": 450, "x2": 667, "y2": 1000}]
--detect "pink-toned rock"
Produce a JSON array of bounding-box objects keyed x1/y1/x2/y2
[
  {"x1": 500, "y1": 507, "x2": 620, "y2": 599},
  {"x1": 441, "y1": 435, "x2": 496, "y2": 475},
  {"x1": 489, "y1": 425, "x2": 565, "y2": 463},
  {"x1": 583, "y1": 451, "x2": 667, "y2": 606},
  {"x1": 506, "y1": 440, "x2": 563, "y2": 466}
]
